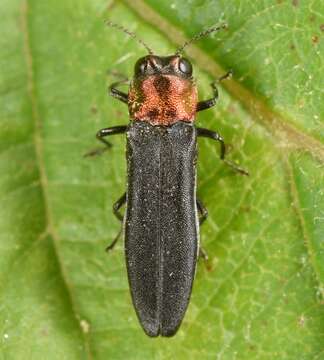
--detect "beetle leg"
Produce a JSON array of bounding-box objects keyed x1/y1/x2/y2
[
  {"x1": 196, "y1": 82, "x2": 219, "y2": 112},
  {"x1": 197, "y1": 127, "x2": 249, "y2": 176},
  {"x1": 196, "y1": 70, "x2": 232, "y2": 112},
  {"x1": 197, "y1": 198, "x2": 209, "y2": 261},
  {"x1": 84, "y1": 125, "x2": 127, "y2": 157},
  {"x1": 113, "y1": 192, "x2": 126, "y2": 221},
  {"x1": 198, "y1": 247, "x2": 209, "y2": 261},
  {"x1": 106, "y1": 192, "x2": 126, "y2": 252},
  {"x1": 197, "y1": 198, "x2": 208, "y2": 225},
  {"x1": 96, "y1": 125, "x2": 128, "y2": 149},
  {"x1": 109, "y1": 79, "x2": 129, "y2": 104}
]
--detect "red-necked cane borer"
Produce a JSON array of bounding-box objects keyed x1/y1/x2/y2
[{"x1": 88, "y1": 21, "x2": 248, "y2": 337}]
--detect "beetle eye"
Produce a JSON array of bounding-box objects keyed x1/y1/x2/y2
[
  {"x1": 139, "y1": 62, "x2": 147, "y2": 73},
  {"x1": 178, "y1": 58, "x2": 192, "y2": 75},
  {"x1": 135, "y1": 58, "x2": 150, "y2": 75}
]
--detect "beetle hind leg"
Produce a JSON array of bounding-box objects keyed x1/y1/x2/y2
[
  {"x1": 197, "y1": 198, "x2": 209, "y2": 261},
  {"x1": 197, "y1": 198, "x2": 208, "y2": 225},
  {"x1": 106, "y1": 228, "x2": 123, "y2": 252},
  {"x1": 198, "y1": 247, "x2": 209, "y2": 261},
  {"x1": 106, "y1": 192, "x2": 126, "y2": 252}
]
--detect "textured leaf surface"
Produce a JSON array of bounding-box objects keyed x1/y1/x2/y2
[{"x1": 0, "y1": 0, "x2": 323, "y2": 359}]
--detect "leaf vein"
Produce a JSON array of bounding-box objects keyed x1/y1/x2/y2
[{"x1": 21, "y1": 1, "x2": 93, "y2": 357}]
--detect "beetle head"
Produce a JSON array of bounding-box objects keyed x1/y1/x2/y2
[
  {"x1": 106, "y1": 21, "x2": 227, "y2": 126},
  {"x1": 134, "y1": 55, "x2": 193, "y2": 80}
]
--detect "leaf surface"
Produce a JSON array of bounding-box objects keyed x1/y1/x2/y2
[{"x1": 0, "y1": 0, "x2": 323, "y2": 359}]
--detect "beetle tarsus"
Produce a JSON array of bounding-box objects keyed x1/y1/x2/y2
[
  {"x1": 197, "y1": 199, "x2": 210, "y2": 266},
  {"x1": 198, "y1": 247, "x2": 209, "y2": 261},
  {"x1": 106, "y1": 228, "x2": 123, "y2": 252},
  {"x1": 83, "y1": 145, "x2": 111, "y2": 158},
  {"x1": 223, "y1": 159, "x2": 249, "y2": 176},
  {"x1": 216, "y1": 69, "x2": 233, "y2": 83}
]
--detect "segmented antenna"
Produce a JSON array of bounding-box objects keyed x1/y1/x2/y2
[
  {"x1": 175, "y1": 23, "x2": 228, "y2": 55},
  {"x1": 106, "y1": 20, "x2": 154, "y2": 55}
]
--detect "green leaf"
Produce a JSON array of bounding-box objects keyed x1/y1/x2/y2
[{"x1": 1, "y1": 0, "x2": 323, "y2": 358}]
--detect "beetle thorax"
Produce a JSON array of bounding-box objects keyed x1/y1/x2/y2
[{"x1": 128, "y1": 75, "x2": 198, "y2": 126}]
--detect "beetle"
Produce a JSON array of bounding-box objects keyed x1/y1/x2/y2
[{"x1": 88, "y1": 21, "x2": 248, "y2": 337}]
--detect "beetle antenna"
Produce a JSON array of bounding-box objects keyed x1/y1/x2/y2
[
  {"x1": 106, "y1": 20, "x2": 154, "y2": 55},
  {"x1": 175, "y1": 23, "x2": 227, "y2": 55}
]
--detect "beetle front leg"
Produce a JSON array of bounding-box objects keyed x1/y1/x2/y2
[
  {"x1": 106, "y1": 192, "x2": 126, "y2": 252},
  {"x1": 84, "y1": 125, "x2": 127, "y2": 157},
  {"x1": 109, "y1": 79, "x2": 129, "y2": 104},
  {"x1": 197, "y1": 127, "x2": 249, "y2": 176},
  {"x1": 196, "y1": 70, "x2": 232, "y2": 112}
]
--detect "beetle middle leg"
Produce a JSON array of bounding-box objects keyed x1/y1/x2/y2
[
  {"x1": 106, "y1": 192, "x2": 126, "y2": 252},
  {"x1": 197, "y1": 198, "x2": 209, "y2": 261},
  {"x1": 84, "y1": 125, "x2": 127, "y2": 157}
]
